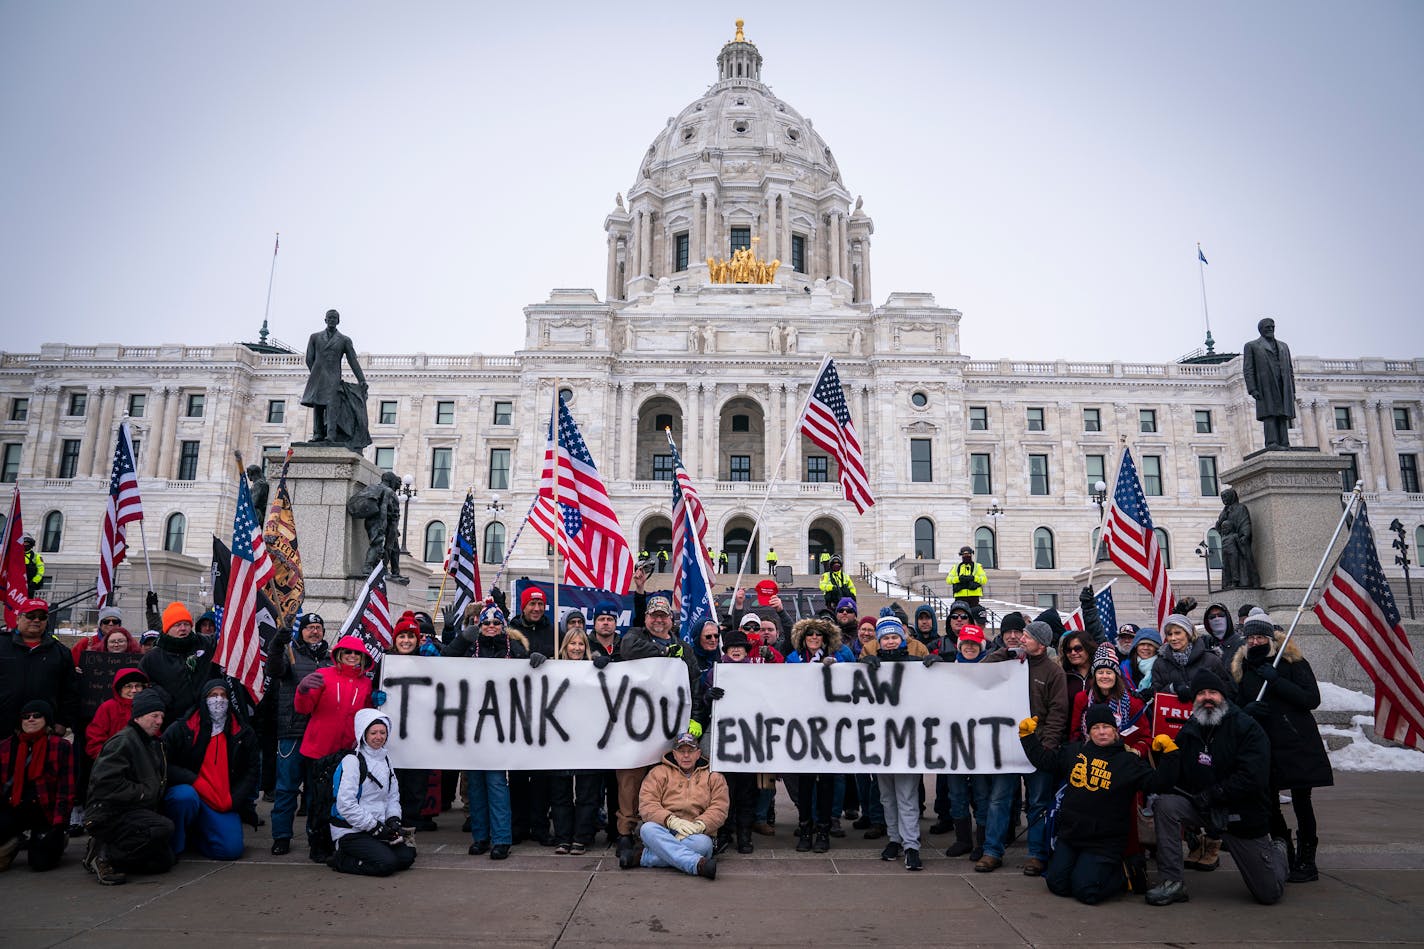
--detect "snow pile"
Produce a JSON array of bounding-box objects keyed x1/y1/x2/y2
[
  {"x1": 1326, "y1": 714, "x2": 1424, "y2": 772},
  {"x1": 1317, "y1": 682, "x2": 1374, "y2": 713},
  {"x1": 871, "y1": 571, "x2": 913, "y2": 598}
]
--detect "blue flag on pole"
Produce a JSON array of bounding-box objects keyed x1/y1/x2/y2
[
  {"x1": 1095, "y1": 585, "x2": 1117, "y2": 638},
  {"x1": 1197, "y1": 246, "x2": 1208, "y2": 265}
]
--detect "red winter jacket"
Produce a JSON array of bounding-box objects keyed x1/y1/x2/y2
[
  {"x1": 72, "y1": 628, "x2": 142, "y2": 665},
  {"x1": 293, "y1": 635, "x2": 375, "y2": 759},
  {"x1": 85, "y1": 667, "x2": 148, "y2": 759}
]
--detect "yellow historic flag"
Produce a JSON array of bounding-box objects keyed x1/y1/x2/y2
[{"x1": 263, "y1": 450, "x2": 304, "y2": 628}]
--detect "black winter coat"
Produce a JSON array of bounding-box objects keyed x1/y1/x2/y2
[
  {"x1": 1233, "y1": 640, "x2": 1334, "y2": 790},
  {"x1": 0, "y1": 630, "x2": 79, "y2": 734},
  {"x1": 161, "y1": 705, "x2": 260, "y2": 818},
  {"x1": 508, "y1": 613, "x2": 555, "y2": 657},
  {"x1": 1155, "y1": 703, "x2": 1274, "y2": 839},
  {"x1": 265, "y1": 636, "x2": 332, "y2": 740},
  {"x1": 86, "y1": 721, "x2": 167, "y2": 830},
  {"x1": 140, "y1": 633, "x2": 221, "y2": 723},
  {"x1": 1022, "y1": 730, "x2": 1158, "y2": 857},
  {"x1": 1151, "y1": 637, "x2": 1236, "y2": 702}
]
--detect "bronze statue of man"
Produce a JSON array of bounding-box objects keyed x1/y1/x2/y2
[
  {"x1": 357, "y1": 472, "x2": 401, "y2": 575},
  {"x1": 246, "y1": 464, "x2": 269, "y2": 519},
  {"x1": 1215, "y1": 487, "x2": 1260, "y2": 589},
  {"x1": 1242, "y1": 317, "x2": 1296, "y2": 449},
  {"x1": 302, "y1": 309, "x2": 367, "y2": 444}
]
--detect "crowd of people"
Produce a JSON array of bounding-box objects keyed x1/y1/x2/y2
[{"x1": 1, "y1": 560, "x2": 1334, "y2": 904}]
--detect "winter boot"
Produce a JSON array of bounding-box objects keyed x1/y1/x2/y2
[
  {"x1": 1124, "y1": 853, "x2": 1149, "y2": 893},
  {"x1": 1184, "y1": 837, "x2": 1220, "y2": 871},
  {"x1": 1288, "y1": 836, "x2": 1319, "y2": 883},
  {"x1": 795, "y1": 821, "x2": 813, "y2": 852},
  {"x1": 1279, "y1": 835, "x2": 1297, "y2": 875},
  {"x1": 813, "y1": 823, "x2": 831, "y2": 853},
  {"x1": 615, "y1": 834, "x2": 635, "y2": 865},
  {"x1": 0, "y1": 835, "x2": 19, "y2": 872},
  {"x1": 736, "y1": 827, "x2": 754, "y2": 855},
  {"x1": 92, "y1": 843, "x2": 126, "y2": 886},
  {"x1": 969, "y1": 825, "x2": 986, "y2": 861},
  {"x1": 945, "y1": 817, "x2": 973, "y2": 858}
]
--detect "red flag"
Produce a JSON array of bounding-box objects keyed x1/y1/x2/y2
[{"x1": 1, "y1": 485, "x2": 26, "y2": 626}]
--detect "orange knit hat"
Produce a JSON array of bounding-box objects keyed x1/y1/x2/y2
[{"x1": 162, "y1": 602, "x2": 194, "y2": 633}]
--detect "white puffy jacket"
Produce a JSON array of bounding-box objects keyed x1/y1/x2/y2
[{"x1": 331, "y1": 708, "x2": 401, "y2": 843}]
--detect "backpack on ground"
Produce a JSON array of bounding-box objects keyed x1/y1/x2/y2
[{"x1": 306, "y1": 750, "x2": 369, "y2": 862}]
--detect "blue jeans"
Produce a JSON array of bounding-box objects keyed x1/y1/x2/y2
[
  {"x1": 1045, "y1": 840, "x2": 1124, "y2": 904},
  {"x1": 855, "y1": 774, "x2": 885, "y2": 824},
  {"x1": 945, "y1": 774, "x2": 990, "y2": 824},
  {"x1": 755, "y1": 785, "x2": 775, "y2": 822},
  {"x1": 639, "y1": 823, "x2": 713, "y2": 875},
  {"x1": 466, "y1": 770, "x2": 512, "y2": 846},
  {"x1": 270, "y1": 738, "x2": 308, "y2": 842},
  {"x1": 982, "y1": 774, "x2": 1020, "y2": 859},
  {"x1": 163, "y1": 785, "x2": 244, "y2": 860},
  {"x1": 1023, "y1": 768, "x2": 1057, "y2": 861}
]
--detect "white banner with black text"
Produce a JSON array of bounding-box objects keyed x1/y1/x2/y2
[{"x1": 710, "y1": 661, "x2": 1033, "y2": 774}]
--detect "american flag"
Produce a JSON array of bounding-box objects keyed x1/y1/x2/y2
[
  {"x1": 1101, "y1": 448, "x2": 1174, "y2": 627},
  {"x1": 446, "y1": 489, "x2": 482, "y2": 618},
  {"x1": 96, "y1": 421, "x2": 143, "y2": 608},
  {"x1": 340, "y1": 562, "x2": 394, "y2": 660},
  {"x1": 535, "y1": 395, "x2": 634, "y2": 593},
  {"x1": 668, "y1": 431, "x2": 716, "y2": 642},
  {"x1": 215, "y1": 462, "x2": 276, "y2": 702},
  {"x1": 1063, "y1": 580, "x2": 1118, "y2": 639},
  {"x1": 800, "y1": 358, "x2": 875, "y2": 514},
  {"x1": 1313, "y1": 504, "x2": 1424, "y2": 750}
]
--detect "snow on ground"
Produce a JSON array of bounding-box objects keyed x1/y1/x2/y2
[
  {"x1": 1329, "y1": 728, "x2": 1424, "y2": 772},
  {"x1": 871, "y1": 571, "x2": 913, "y2": 598},
  {"x1": 1317, "y1": 681, "x2": 1375, "y2": 713}
]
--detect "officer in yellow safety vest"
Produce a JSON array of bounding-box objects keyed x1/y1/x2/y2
[
  {"x1": 946, "y1": 545, "x2": 987, "y2": 608},
  {"x1": 765, "y1": 547, "x2": 778, "y2": 576}
]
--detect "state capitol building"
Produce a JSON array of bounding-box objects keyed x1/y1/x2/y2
[{"x1": 3, "y1": 24, "x2": 1421, "y2": 622}]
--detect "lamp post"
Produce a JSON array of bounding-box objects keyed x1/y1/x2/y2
[
  {"x1": 1194, "y1": 537, "x2": 1214, "y2": 595},
  {"x1": 1390, "y1": 518, "x2": 1415, "y2": 619},
  {"x1": 1089, "y1": 480, "x2": 1108, "y2": 561},
  {"x1": 398, "y1": 473, "x2": 417, "y2": 555},
  {"x1": 985, "y1": 497, "x2": 1004, "y2": 568}
]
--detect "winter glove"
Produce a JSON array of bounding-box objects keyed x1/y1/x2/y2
[
  {"x1": 460, "y1": 623, "x2": 479, "y2": 643},
  {"x1": 298, "y1": 672, "x2": 324, "y2": 695},
  {"x1": 707, "y1": 687, "x2": 725, "y2": 702},
  {"x1": 1174, "y1": 684, "x2": 1193, "y2": 703},
  {"x1": 528, "y1": 652, "x2": 547, "y2": 669},
  {"x1": 1009, "y1": 646, "x2": 1027, "y2": 663},
  {"x1": 592, "y1": 654, "x2": 612, "y2": 670},
  {"x1": 1080, "y1": 586, "x2": 1095, "y2": 608},
  {"x1": 860, "y1": 654, "x2": 881, "y2": 669},
  {"x1": 1243, "y1": 700, "x2": 1271, "y2": 720},
  {"x1": 666, "y1": 816, "x2": 697, "y2": 839},
  {"x1": 666, "y1": 643, "x2": 685, "y2": 659},
  {"x1": 688, "y1": 820, "x2": 707, "y2": 836},
  {"x1": 489, "y1": 586, "x2": 508, "y2": 614},
  {"x1": 441, "y1": 603, "x2": 463, "y2": 634},
  {"x1": 1018, "y1": 716, "x2": 1038, "y2": 738},
  {"x1": 271, "y1": 628, "x2": 293, "y2": 649},
  {"x1": 922, "y1": 653, "x2": 943, "y2": 668},
  {"x1": 1151, "y1": 734, "x2": 1178, "y2": 754},
  {"x1": 687, "y1": 720, "x2": 703, "y2": 739},
  {"x1": 821, "y1": 655, "x2": 837, "y2": 666},
  {"x1": 371, "y1": 690, "x2": 387, "y2": 708},
  {"x1": 1257, "y1": 663, "x2": 1279, "y2": 682}
]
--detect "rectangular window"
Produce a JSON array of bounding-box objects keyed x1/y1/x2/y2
[
  {"x1": 1029, "y1": 454, "x2": 1050, "y2": 495},
  {"x1": 430, "y1": 448, "x2": 452, "y2": 489},
  {"x1": 493, "y1": 401, "x2": 513, "y2": 425},
  {"x1": 129, "y1": 438, "x2": 140, "y2": 465},
  {"x1": 1199, "y1": 456, "x2": 1219, "y2": 497},
  {"x1": 1139, "y1": 409, "x2": 1157, "y2": 433},
  {"x1": 652, "y1": 454, "x2": 675, "y2": 482},
  {"x1": 1195, "y1": 410, "x2": 1213, "y2": 434},
  {"x1": 1335, "y1": 406, "x2": 1352, "y2": 430},
  {"x1": 435, "y1": 400, "x2": 455, "y2": 425},
  {"x1": 68, "y1": 392, "x2": 88, "y2": 417},
  {"x1": 730, "y1": 227, "x2": 751, "y2": 254},
  {"x1": 266, "y1": 400, "x2": 285, "y2": 424},
  {"x1": 9, "y1": 397, "x2": 28, "y2": 422},
  {"x1": 1401, "y1": 454, "x2": 1421, "y2": 494},
  {"x1": 176, "y1": 440, "x2": 199, "y2": 481},
  {"x1": 379, "y1": 400, "x2": 398, "y2": 425},
  {"x1": 674, "y1": 232, "x2": 689, "y2": 271},
  {"x1": 1394, "y1": 407, "x2": 1412, "y2": 431},
  {"x1": 374, "y1": 447, "x2": 395, "y2": 472},
  {"x1": 1, "y1": 443, "x2": 20, "y2": 483},
  {"x1": 731, "y1": 414, "x2": 751, "y2": 433},
  {"x1": 58, "y1": 439, "x2": 81, "y2": 478},
  {"x1": 488, "y1": 448, "x2": 510, "y2": 490},
  {"x1": 969, "y1": 406, "x2": 988, "y2": 431},
  {"x1": 1339, "y1": 453, "x2": 1359, "y2": 491},
  {"x1": 729, "y1": 455, "x2": 752, "y2": 482},
  {"x1": 1086, "y1": 454, "x2": 1105, "y2": 494},
  {"x1": 791, "y1": 234, "x2": 806, "y2": 273},
  {"x1": 970, "y1": 453, "x2": 992, "y2": 495},
  {"x1": 1141, "y1": 454, "x2": 1163, "y2": 496},
  {"x1": 126, "y1": 393, "x2": 145, "y2": 418},
  {"x1": 806, "y1": 456, "x2": 828, "y2": 482},
  {"x1": 185, "y1": 393, "x2": 205, "y2": 418},
  {"x1": 261, "y1": 445, "x2": 281, "y2": 464},
  {"x1": 1082, "y1": 407, "x2": 1100, "y2": 432},
  {"x1": 1036, "y1": 593, "x2": 1059, "y2": 610},
  {"x1": 910, "y1": 438, "x2": 932, "y2": 482},
  {"x1": 1026, "y1": 407, "x2": 1044, "y2": 432}
]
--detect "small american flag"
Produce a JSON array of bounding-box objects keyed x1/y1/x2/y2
[
  {"x1": 1063, "y1": 581, "x2": 1118, "y2": 638},
  {"x1": 340, "y1": 562, "x2": 394, "y2": 660},
  {"x1": 668, "y1": 431, "x2": 716, "y2": 641},
  {"x1": 1102, "y1": 448, "x2": 1174, "y2": 627},
  {"x1": 536, "y1": 395, "x2": 634, "y2": 593},
  {"x1": 215, "y1": 462, "x2": 276, "y2": 701},
  {"x1": 1314, "y1": 504, "x2": 1424, "y2": 750},
  {"x1": 800, "y1": 358, "x2": 874, "y2": 513},
  {"x1": 447, "y1": 489, "x2": 482, "y2": 618},
  {"x1": 97, "y1": 421, "x2": 143, "y2": 607}
]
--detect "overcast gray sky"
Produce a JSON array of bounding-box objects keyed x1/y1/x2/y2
[{"x1": 2, "y1": 1, "x2": 1420, "y2": 363}]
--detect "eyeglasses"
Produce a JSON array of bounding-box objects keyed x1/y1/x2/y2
[
  {"x1": 100, "y1": 618, "x2": 122, "y2": 626},
  {"x1": 20, "y1": 712, "x2": 45, "y2": 722},
  {"x1": 804, "y1": 632, "x2": 823, "y2": 638},
  {"x1": 480, "y1": 620, "x2": 503, "y2": 627},
  {"x1": 740, "y1": 624, "x2": 760, "y2": 631},
  {"x1": 836, "y1": 608, "x2": 855, "y2": 614},
  {"x1": 1066, "y1": 645, "x2": 1087, "y2": 654},
  {"x1": 22, "y1": 611, "x2": 48, "y2": 620}
]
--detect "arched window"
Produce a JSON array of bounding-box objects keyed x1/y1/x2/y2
[
  {"x1": 163, "y1": 513, "x2": 186, "y2": 554},
  {"x1": 41, "y1": 511, "x2": 63, "y2": 552},
  {"x1": 1154, "y1": 527, "x2": 1172, "y2": 569},
  {"x1": 1033, "y1": 527, "x2": 1055, "y2": 570},
  {"x1": 914, "y1": 517, "x2": 935, "y2": 559},
  {"x1": 1090, "y1": 528, "x2": 1111, "y2": 562},
  {"x1": 483, "y1": 522, "x2": 506, "y2": 564},
  {"x1": 974, "y1": 526, "x2": 997, "y2": 569},
  {"x1": 1206, "y1": 529, "x2": 1223, "y2": 570},
  {"x1": 423, "y1": 521, "x2": 446, "y2": 563}
]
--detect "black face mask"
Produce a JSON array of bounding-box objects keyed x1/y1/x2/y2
[{"x1": 1247, "y1": 642, "x2": 1271, "y2": 663}]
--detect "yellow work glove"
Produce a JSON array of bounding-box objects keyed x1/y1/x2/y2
[
  {"x1": 1018, "y1": 716, "x2": 1038, "y2": 738},
  {"x1": 687, "y1": 720, "x2": 703, "y2": 739},
  {"x1": 666, "y1": 816, "x2": 697, "y2": 839},
  {"x1": 688, "y1": 820, "x2": 707, "y2": 837},
  {"x1": 1152, "y1": 734, "x2": 1178, "y2": 755}
]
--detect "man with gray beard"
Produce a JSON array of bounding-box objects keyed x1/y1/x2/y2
[{"x1": 1145, "y1": 669, "x2": 1286, "y2": 906}]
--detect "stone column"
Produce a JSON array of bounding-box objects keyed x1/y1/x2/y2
[
  {"x1": 765, "y1": 194, "x2": 777, "y2": 263},
  {"x1": 89, "y1": 386, "x2": 118, "y2": 476},
  {"x1": 780, "y1": 196, "x2": 792, "y2": 270},
  {"x1": 1300, "y1": 397, "x2": 1319, "y2": 448},
  {"x1": 619, "y1": 383, "x2": 634, "y2": 481},
  {"x1": 840, "y1": 215, "x2": 851, "y2": 280},
  {"x1": 77, "y1": 385, "x2": 103, "y2": 475},
  {"x1": 1363, "y1": 399, "x2": 1387, "y2": 491},
  {"x1": 22, "y1": 385, "x2": 55, "y2": 479},
  {"x1": 827, "y1": 213, "x2": 841, "y2": 279},
  {"x1": 606, "y1": 235, "x2": 619, "y2": 301},
  {"x1": 691, "y1": 195, "x2": 703, "y2": 263},
  {"x1": 630, "y1": 212, "x2": 642, "y2": 279},
  {"x1": 641, "y1": 211, "x2": 654, "y2": 278},
  {"x1": 785, "y1": 383, "x2": 801, "y2": 484},
  {"x1": 860, "y1": 237, "x2": 873, "y2": 302},
  {"x1": 703, "y1": 384, "x2": 717, "y2": 482},
  {"x1": 705, "y1": 195, "x2": 717, "y2": 259},
  {"x1": 1376, "y1": 400, "x2": 1400, "y2": 491},
  {"x1": 161, "y1": 387, "x2": 182, "y2": 479},
  {"x1": 144, "y1": 387, "x2": 168, "y2": 477}
]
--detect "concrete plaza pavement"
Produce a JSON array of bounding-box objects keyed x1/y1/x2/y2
[{"x1": 8, "y1": 771, "x2": 1424, "y2": 948}]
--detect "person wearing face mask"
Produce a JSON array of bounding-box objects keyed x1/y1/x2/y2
[
  {"x1": 159, "y1": 680, "x2": 259, "y2": 860},
  {"x1": 1201, "y1": 602, "x2": 1244, "y2": 668},
  {"x1": 1121, "y1": 628, "x2": 1162, "y2": 696},
  {"x1": 329, "y1": 709, "x2": 415, "y2": 877},
  {"x1": 1232, "y1": 611, "x2": 1332, "y2": 884},
  {"x1": 1152, "y1": 614, "x2": 1235, "y2": 704}
]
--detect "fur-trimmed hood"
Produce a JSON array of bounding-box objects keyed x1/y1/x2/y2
[
  {"x1": 790, "y1": 617, "x2": 842, "y2": 654},
  {"x1": 1230, "y1": 629, "x2": 1303, "y2": 681}
]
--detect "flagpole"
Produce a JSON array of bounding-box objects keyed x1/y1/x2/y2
[
  {"x1": 666, "y1": 428, "x2": 720, "y2": 627},
  {"x1": 729, "y1": 354, "x2": 831, "y2": 603},
  {"x1": 487, "y1": 494, "x2": 541, "y2": 593},
  {"x1": 1257, "y1": 480, "x2": 1364, "y2": 701},
  {"x1": 260, "y1": 232, "x2": 279, "y2": 345},
  {"x1": 549, "y1": 380, "x2": 562, "y2": 638},
  {"x1": 1196, "y1": 243, "x2": 1214, "y2": 354},
  {"x1": 1086, "y1": 436, "x2": 1126, "y2": 590}
]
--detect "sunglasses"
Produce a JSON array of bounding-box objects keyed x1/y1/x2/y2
[
  {"x1": 22, "y1": 612, "x2": 48, "y2": 620},
  {"x1": 804, "y1": 631, "x2": 824, "y2": 638},
  {"x1": 100, "y1": 618, "x2": 122, "y2": 626},
  {"x1": 1066, "y1": 645, "x2": 1087, "y2": 654},
  {"x1": 740, "y1": 624, "x2": 760, "y2": 631},
  {"x1": 836, "y1": 608, "x2": 855, "y2": 614},
  {"x1": 20, "y1": 712, "x2": 46, "y2": 722},
  {"x1": 480, "y1": 620, "x2": 504, "y2": 627}
]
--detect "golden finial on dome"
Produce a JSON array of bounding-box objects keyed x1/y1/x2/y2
[{"x1": 734, "y1": 19, "x2": 745, "y2": 42}]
